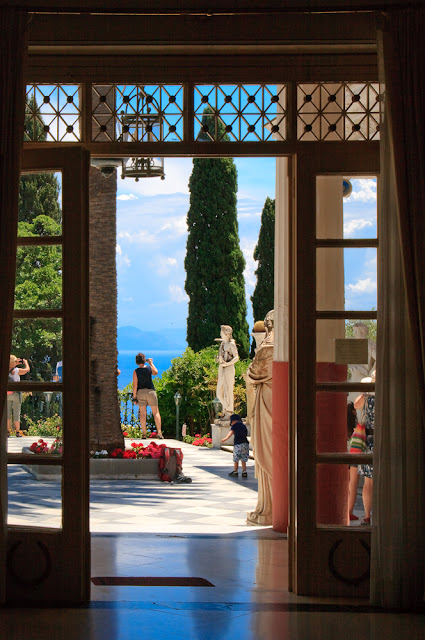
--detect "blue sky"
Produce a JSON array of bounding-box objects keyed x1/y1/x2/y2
[
  {"x1": 116, "y1": 161, "x2": 377, "y2": 333},
  {"x1": 116, "y1": 157, "x2": 276, "y2": 332}
]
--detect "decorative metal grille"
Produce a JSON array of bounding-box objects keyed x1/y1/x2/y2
[
  {"x1": 25, "y1": 85, "x2": 81, "y2": 142},
  {"x1": 297, "y1": 82, "x2": 381, "y2": 141},
  {"x1": 91, "y1": 85, "x2": 184, "y2": 142},
  {"x1": 194, "y1": 84, "x2": 287, "y2": 142}
]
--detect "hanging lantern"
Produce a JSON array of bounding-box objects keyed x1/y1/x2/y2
[
  {"x1": 121, "y1": 156, "x2": 165, "y2": 181},
  {"x1": 120, "y1": 102, "x2": 165, "y2": 180}
]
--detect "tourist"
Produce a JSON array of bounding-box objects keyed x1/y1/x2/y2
[
  {"x1": 347, "y1": 400, "x2": 361, "y2": 522},
  {"x1": 354, "y1": 370, "x2": 376, "y2": 526},
  {"x1": 221, "y1": 413, "x2": 249, "y2": 478},
  {"x1": 132, "y1": 352, "x2": 163, "y2": 439},
  {"x1": 7, "y1": 354, "x2": 30, "y2": 437}
]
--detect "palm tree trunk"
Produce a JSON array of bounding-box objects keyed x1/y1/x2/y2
[{"x1": 88, "y1": 165, "x2": 123, "y2": 452}]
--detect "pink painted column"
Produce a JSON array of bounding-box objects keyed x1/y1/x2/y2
[{"x1": 272, "y1": 157, "x2": 289, "y2": 533}]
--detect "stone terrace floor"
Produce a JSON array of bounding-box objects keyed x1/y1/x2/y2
[{"x1": 7, "y1": 436, "x2": 264, "y2": 534}]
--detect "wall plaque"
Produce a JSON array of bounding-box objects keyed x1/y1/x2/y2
[{"x1": 335, "y1": 338, "x2": 368, "y2": 364}]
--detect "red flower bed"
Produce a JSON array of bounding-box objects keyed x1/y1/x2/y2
[{"x1": 109, "y1": 441, "x2": 166, "y2": 459}]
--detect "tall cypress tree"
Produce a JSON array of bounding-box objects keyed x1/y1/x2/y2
[
  {"x1": 251, "y1": 196, "x2": 275, "y2": 324},
  {"x1": 184, "y1": 109, "x2": 250, "y2": 358}
]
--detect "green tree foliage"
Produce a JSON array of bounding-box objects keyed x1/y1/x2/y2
[
  {"x1": 143, "y1": 347, "x2": 250, "y2": 435},
  {"x1": 251, "y1": 196, "x2": 275, "y2": 324},
  {"x1": 185, "y1": 109, "x2": 250, "y2": 358},
  {"x1": 12, "y1": 218, "x2": 62, "y2": 381},
  {"x1": 18, "y1": 174, "x2": 61, "y2": 225}
]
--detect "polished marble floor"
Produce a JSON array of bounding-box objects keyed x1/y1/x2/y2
[
  {"x1": 2, "y1": 532, "x2": 425, "y2": 640},
  {"x1": 3, "y1": 438, "x2": 425, "y2": 638}
]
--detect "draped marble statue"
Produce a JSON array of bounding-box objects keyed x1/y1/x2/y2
[
  {"x1": 216, "y1": 325, "x2": 239, "y2": 419},
  {"x1": 246, "y1": 310, "x2": 274, "y2": 526}
]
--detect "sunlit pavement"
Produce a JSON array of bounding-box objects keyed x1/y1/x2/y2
[{"x1": 7, "y1": 436, "x2": 265, "y2": 534}]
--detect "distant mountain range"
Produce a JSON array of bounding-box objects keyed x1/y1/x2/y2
[{"x1": 117, "y1": 325, "x2": 187, "y2": 351}]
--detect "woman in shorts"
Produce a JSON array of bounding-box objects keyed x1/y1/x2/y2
[{"x1": 132, "y1": 352, "x2": 163, "y2": 439}]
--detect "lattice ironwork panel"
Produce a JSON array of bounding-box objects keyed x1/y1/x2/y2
[
  {"x1": 297, "y1": 82, "x2": 381, "y2": 141},
  {"x1": 91, "y1": 85, "x2": 184, "y2": 142},
  {"x1": 194, "y1": 84, "x2": 286, "y2": 141},
  {"x1": 25, "y1": 85, "x2": 81, "y2": 142}
]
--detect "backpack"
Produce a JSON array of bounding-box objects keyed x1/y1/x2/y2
[{"x1": 158, "y1": 447, "x2": 191, "y2": 483}]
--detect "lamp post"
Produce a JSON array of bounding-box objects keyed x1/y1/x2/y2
[
  {"x1": 174, "y1": 392, "x2": 182, "y2": 440},
  {"x1": 43, "y1": 391, "x2": 53, "y2": 416}
]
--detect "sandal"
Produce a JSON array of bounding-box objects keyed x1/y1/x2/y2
[{"x1": 361, "y1": 517, "x2": 371, "y2": 526}]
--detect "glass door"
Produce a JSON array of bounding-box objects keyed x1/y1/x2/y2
[
  {"x1": 5, "y1": 147, "x2": 90, "y2": 603},
  {"x1": 290, "y1": 144, "x2": 379, "y2": 597}
]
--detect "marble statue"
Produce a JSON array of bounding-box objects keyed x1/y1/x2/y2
[
  {"x1": 245, "y1": 321, "x2": 266, "y2": 426},
  {"x1": 216, "y1": 325, "x2": 239, "y2": 418},
  {"x1": 246, "y1": 310, "x2": 274, "y2": 526},
  {"x1": 251, "y1": 320, "x2": 267, "y2": 354}
]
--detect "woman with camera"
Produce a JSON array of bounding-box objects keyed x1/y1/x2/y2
[
  {"x1": 132, "y1": 352, "x2": 164, "y2": 439},
  {"x1": 7, "y1": 354, "x2": 30, "y2": 437}
]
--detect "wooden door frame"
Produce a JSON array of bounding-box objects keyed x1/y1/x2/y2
[
  {"x1": 6, "y1": 147, "x2": 90, "y2": 604},
  {"x1": 290, "y1": 144, "x2": 380, "y2": 597}
]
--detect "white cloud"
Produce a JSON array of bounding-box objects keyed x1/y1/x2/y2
[
  {"x1": 238, "y1": 211, "x2": 262, "y2": 219},
  {"x1": 117, "y1": 230, "x2": 157, "y2": 245},
  {"x1": 116, "y1": 243, "x2": 131, "y2": 268},
  {"x1": 169, "y1": 284, "x2": 189, "y2": 303},
  {"x1": 160, "y1": 216, "x2": 187, "y2": 237},
  {"x1": 343, "y1": 219, "x2": 373, "y2": 236},
  {"x1": 347, "y1": 179, "x2": 377, "y2": 203},
  {"x1": 156, "y1": 256, "x2": 178, "y2": 276},
  {"x1": 346, "y1": 277, "x2": 377, "y2": 295},
  {"x1": 240, "y1": 238, "x2": 257, "y2": 290},
  {"x1": 122, "y1": 296, "x2": 133, "y2": 302},
  {"x1": 117, "y1": 193, "x2": 138, "y2": 201}
]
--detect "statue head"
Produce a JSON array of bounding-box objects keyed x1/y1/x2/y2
[
  {"x1": 264, "y1": 310, "x2": 274, "y2": 333},
  {"x1": 220, "y1": 325, "x2": 233, "y2": 340},
  {"x1": 353, "y1": 322, "x2": 368, "y2": 339}
]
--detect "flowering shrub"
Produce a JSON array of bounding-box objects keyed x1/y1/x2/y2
[
  {"x1": 183, "y1": 433, "x2": 212, "y2": 448},
  {"x1": 29, "y1": 438, "x2": 62, "y2": 454},
  {"x1": 108, "y1": 441, "x2": 166, "y2": 459},
  {"x1": 24, "y1": 414, "x2": 62, "y2": 437},
  {"x1": 121, "y1": 424, "x2": 157, "y2": 439}
]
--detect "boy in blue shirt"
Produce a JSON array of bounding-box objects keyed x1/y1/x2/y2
[{"x1": 221, "y1": 413, "x2": 249, "y2": 478}]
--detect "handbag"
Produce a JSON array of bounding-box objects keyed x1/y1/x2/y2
[{"x1": 349, "y1": 422, "x2": 367, "y2": 454}]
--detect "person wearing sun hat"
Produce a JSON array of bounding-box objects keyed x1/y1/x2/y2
[
  {"x1": 7, "y1": 354, "x2": 30, "y2": 437},
  {"x1": 221, "y1": 413, "x2": 249, "y2": 478}
]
